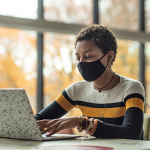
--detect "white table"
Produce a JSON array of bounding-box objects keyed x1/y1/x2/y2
[{"x1": 0, "y1": 136, "x2": 150, "y2": 150}]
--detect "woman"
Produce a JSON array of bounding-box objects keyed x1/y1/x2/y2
[{"x1": 35, "y1": 25, "x2": 145, "y2": 140}]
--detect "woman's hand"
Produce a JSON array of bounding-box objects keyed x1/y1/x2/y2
[{"x1": 37, "y1": 116, "x2": 81, "y2": 136}]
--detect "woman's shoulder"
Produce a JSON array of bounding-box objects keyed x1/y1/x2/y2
[
  {"x1": 118, "y1": 74, "x2": 143, "y2": 88},
  {"x1": 118, "y1": 74, "x2": 145, "y2": 98}
]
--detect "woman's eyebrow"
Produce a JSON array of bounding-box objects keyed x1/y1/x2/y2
[
  {"x1": 75, "y1": 50, "x2": 93, "y2": 55},
  {"x1": 83, "y1": 50, "x2": 93, "y2": 54}
]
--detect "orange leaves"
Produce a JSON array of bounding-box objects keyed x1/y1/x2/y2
[{"x1": 112, "y1": 40, "x2": 139, "y2": 80}]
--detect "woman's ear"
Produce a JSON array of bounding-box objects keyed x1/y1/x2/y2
[{"x1": 107, "y1": 51, "x2": 114, "y2": 64}]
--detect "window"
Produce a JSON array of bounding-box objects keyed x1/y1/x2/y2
[
  {"x1": 0, "y1": 0, "x2": 37, "y2": 19},
  {"x1": 0, "y1": 0, "x2": 148, "y2": 116},
  {"x1": 99, "y1": 0, "x2": 139, "y2": 31},
  {"x1": 145, "y1": 42, "x2": 150, "y2": 112},
  {"x1": 0, "y1": 27, "x2": 37, "y2": 113},
  {"x1": 43, "y1": 32, "x2": 82, "y2": 116},
  {"x1": 145, "y1": 0, "x2": 150, "y2": 33},
  {"x1": 44, "y1": 0, "x2": 92, "y2": 25},
  {"x1": 112, "y1": 39, "x2": 139, "y2": 80}
]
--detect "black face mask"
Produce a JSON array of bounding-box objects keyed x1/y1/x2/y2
[{"x1": 77, "y1": 54, "x2": 107, "y2": 82}]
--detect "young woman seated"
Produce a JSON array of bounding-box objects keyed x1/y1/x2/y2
[{"x1": 35, "y1": 25, "x2": 145, "y2": 140}]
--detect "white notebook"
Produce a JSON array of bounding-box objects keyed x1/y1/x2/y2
[{"x1": 0, "y1": 89, "x2": 80, "y2": 141}]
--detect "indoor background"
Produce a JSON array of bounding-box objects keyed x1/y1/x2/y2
[{"x1": 0, "y1": 0, "x2": 149, "y2": 123}]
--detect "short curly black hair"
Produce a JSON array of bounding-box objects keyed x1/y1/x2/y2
[{"x1": 75, "y1": 24, "x2": 117, "y2": 65}]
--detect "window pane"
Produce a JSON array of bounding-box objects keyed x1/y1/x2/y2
[
  {"x1": 44, "y1": 0, "x2": 92, "y2": 25},
  {"x1": 112, "y1": 40, "x2": 139, "y2": 80},
  {"x1": 145, "y1": 0, "x2": 150, "y2": 33},
  {"x1": 0, "y1": 27, "x2": 37, "y2": 113},
  {"x1": 145, "y1": 42, "x2": 150, "y2": 113},
  {"x1": 44, "y1": 32, "x2": 82, "y2": 117},
  {"x1": 99, "y1": 0, "x2": 139, "y2": 31},
  {"x1": 0, "y1": 0, "x2": 37, "y2": 19}
]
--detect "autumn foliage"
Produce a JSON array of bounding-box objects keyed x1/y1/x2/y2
[{"x1": 0, "y1": 0, "x2": 150, "y2": 115}]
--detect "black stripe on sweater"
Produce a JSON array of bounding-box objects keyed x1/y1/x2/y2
[
  {"x1": 75, "y1": 101, "x2": 125, "y2": 108},
  {"x1": 62, "y1": 90, "x2": 75, "y2": 106},
  {"x1": 124, "y1": 93, "x2": 144, "y2": 103}
]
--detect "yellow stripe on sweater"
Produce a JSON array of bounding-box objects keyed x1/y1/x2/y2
[
  {"x1": 125, "y1": 98, "x2": 144, "y2": 111},
  {"x1": 56, "y1": 93, "x2": 74, "y2": 112},
  {"x1": 76, "y1": 105, "x2": 126, "y2": 118}
]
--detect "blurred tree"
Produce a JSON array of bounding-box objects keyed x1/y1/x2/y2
[
  {"x1": 112, "y1": 40, "x2": 139, "y2": 80},
  {"x1": 100, "y1": 0, "x2": 139, "y2": 31},
  {"x1": 44, "y1": 0, "x2": 92, "y2": 25},
  {"x1": 0, "y1": 27, "x2": 37, "y2": 112},
  {"x1": 0, "y1": 0, "x2": 149, "y2": 115},
  {"x1": 44, "y1": 33, "x2": 83, "y2": 116},
  {"x1": 145, "y1": 0, "x2": 150, "y2": 33}
]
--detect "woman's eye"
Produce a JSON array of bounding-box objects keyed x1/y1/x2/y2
[
  {"x1": 76, "y1": 58, "x2": 80, "y2": 61},
  {"x1": 86, "y1": 56, "x2": 93, "y2": 59}
]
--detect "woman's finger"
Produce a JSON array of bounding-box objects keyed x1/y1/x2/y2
[
  {"x1": 41, "y1": 121, "x2": 61, "y2": 134},
  {"x1": 46, "y1": 124, "x2": 62, "y2": 136},
  {"x1": 46, "y1": 120, "x2": 71, "y2": 136},
  {"x1": 41, "y1": 126, "x2": 56, "y2": 134},
  {"x1": 46, "y1": 129, "x2": 57, "y2": 137},
  {"x1": 39, "y1": 119, "x2": 59, "y2": 131},
  {"x1": 37, "y1": 120, "x2": 50, "y2": 124},
  {"x1": 44, "y1": 128, "x2": 56, "y2": 135}
]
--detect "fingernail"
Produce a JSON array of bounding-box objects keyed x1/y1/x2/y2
[{"x1": 46, "y1": 134, "x2": 50, "y2": 137}]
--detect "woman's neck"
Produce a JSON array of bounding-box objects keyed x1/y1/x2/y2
[{"x1": 93, "y1": 69, "x2": 119, "y2": 91}]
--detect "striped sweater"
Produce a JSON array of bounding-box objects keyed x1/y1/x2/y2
[{"x1": 35, "y1": 74, "x2": 145, "y2": 140}]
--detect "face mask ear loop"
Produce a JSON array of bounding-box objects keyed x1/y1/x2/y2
[{"x1": 99, "y1": 53, "x2": 107, "y2": 61}]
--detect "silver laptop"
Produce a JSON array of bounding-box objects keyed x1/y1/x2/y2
[{"x1": 0, "y1": 89, "x2": 80, "y2": 141}]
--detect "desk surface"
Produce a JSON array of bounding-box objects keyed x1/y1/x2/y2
[{"x1": 0, "y1": 136, "x2": 150, "y2": 150}]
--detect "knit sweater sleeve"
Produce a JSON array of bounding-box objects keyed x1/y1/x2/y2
[
  {"x1": 35, "y1": 88, "x2": 75, "y2": 120},
  {"x1": 92, "y1": 82, "x2": 145, "y2": 140}
]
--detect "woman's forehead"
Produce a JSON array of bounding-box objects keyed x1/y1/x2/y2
[
  {"x1": 76, "y1": 40, "x2": 95, "y2": 48},
  {"x1": 75, "y1": 40, "x2": 102, "y2": 54}
]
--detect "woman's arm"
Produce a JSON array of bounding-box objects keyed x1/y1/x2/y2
[
  {"x1": 93, "y1": 106, "x2": 143, "y2": 139},
  {"x1": 35, "y1": 90, "x2": 75, "y2": 120},
  {"x1": 92, "y1": 90, "x2": 144, "y2": 140}
]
